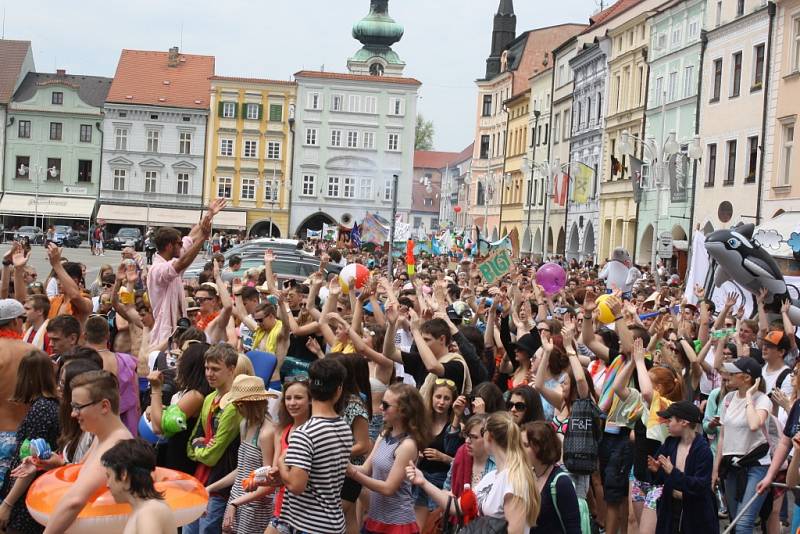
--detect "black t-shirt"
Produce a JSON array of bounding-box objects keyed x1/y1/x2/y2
[
  {"x1": 400, "y1": 347, "x2": 465, "y2": 392},
  {"x1": 286, "y1": 308, "x2": 322, "y2": 363},
  {"x1": 783, "y1": 399, "x2": 800, "y2": 438}
]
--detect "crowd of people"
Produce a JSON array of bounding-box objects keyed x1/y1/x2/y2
[{"x1": 0, "y1": 198, "x2": 798, "y2": 534}]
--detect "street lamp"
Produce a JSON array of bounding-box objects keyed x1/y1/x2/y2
[
  {"x1": 17, "y1": 164, "x2": 58, "y2": 230},
  {"x1": 619, "y1": 129, "x2": 702, "y2": 284}
]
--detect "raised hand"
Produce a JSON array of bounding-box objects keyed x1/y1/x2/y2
[
  {"x1": 384, "y1": 302, "x2": 399, "y2": 324},
  {"x1": 694, "y1": 284, "x2": 705, "y2": 299},
  {"x1": 408, "y1": 308, "x2": 422, "y2": 331},
  {"x1": 264, "y1": 249, "x2": 275, "y2": 264},
  {"x1": 126, "y1": 264, "x2": 139, "y2": 285},
  {"x1": 632, "y1": 337, "x2": 645, "y2": 363},
  {"x1": 11, "y1": 243, "x2": 29, "y2": 268},
  {"x1": 725, "y1": 291, "x2": 739, "y2": 309},
  {"x1": 207, "y1": 198, "x2": 227, "y2": 218},
  {"x1": 746, "y1": 377, "x2": 760, "y2": 399},
  {"x1": 45, "y1": 242, "x2": 61, "y2": 267},
  {"x1": 328, "y1": 278, "x2": 341, "y2": 297},
  {"x1": 583, "y1": 289, "x2": 597, "y2": 312}
]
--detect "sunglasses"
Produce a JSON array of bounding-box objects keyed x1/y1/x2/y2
[
  {"x1": 434, "y1": 378, "x2": 456, "y2": 388},
  {"x1": 284, "y1": 375, "x2": 309, "y2": 384},
  {"x1": 507, "y1": 401, "x2": 527, "y2": 411},
  {"x1": 380, "y1": 400, "x2": 393, "y2": 410},
  {"x1": 102, "y1": 283, "x2": 114, "y2": 288},
  {"x1": 28, "y1": 282, "x2": 43, "y2": 288},
  {"x1": 194, "y1": 296, "x2": 214, "y2": 303}
]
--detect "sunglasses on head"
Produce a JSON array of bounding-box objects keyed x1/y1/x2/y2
[
  {"x1": 434, "y1": 378, "x2": 456, "y2": 388},
  {"x1": 284, "y1": 375, "x2": 309, "y2": 385}
]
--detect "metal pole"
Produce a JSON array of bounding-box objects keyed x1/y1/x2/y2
[
  {"x1": 269, "y1": 167, "x2": 276, "y2": 238},
  {"x1": 541, "y1": 166, "x2": 551, "y2": 260},
  {"x1": 34, "y1": 166, "x2": 39, "y2": 230},
  {"x1": 526, "y1": 112, "x2": 539, "y2": 256},
  {"x1": 387, "y1": 174, "x2": 399, "y2": 280},
  {"x1": 653, "y1": 89, "x2": 667, "y2": 286},
  {"x1": 483, "y1": 172, "x2": 490, "y2": 237}
]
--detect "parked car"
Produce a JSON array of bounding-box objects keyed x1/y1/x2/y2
[
  {"x1": 52, "y1": 225, "x2": 82, "y2": 248},
  {"x1": 183, "y1": 238, "x2": 312, "y2": 278},
  {"x1": 107, "y1": 227, "x2": 144, "y2": 251},
  {"x1": 13, "y1": 226, "x2": 44, "y2": 244},
  {"x1": 183, "y1": 250, "x2": 340, "y2": 284}
]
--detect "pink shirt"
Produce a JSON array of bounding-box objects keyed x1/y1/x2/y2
[{"x1": 148, "y1": 236, "x2": 193, "y2": 344}]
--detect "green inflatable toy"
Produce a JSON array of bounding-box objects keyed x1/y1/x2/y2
[{"x1": 161, "y1": 404, "x2": 188, "y2": 437}]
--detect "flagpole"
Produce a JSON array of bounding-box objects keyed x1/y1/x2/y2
[{"x1": 387, "y1": 174, "x2": 399, "y2": 280}]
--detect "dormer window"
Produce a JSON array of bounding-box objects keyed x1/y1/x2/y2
[{"x1": 52, "y1": 92, "x2": 63, "y2": 105}]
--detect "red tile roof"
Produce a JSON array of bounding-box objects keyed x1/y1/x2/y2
[
  {"x1": 107, "y1": 49, "x2": 215, "y2": 109},
  {"x1": 210, "y1": 75, "x2": 296, "y2": 86},
  {"x1": 452, "y1": 142, "x2": 474, "y2": 165},
  {"x1": 414, "y1": 150, "x2": 461, "y2": 169},
  {"x1": 585, "y1": 0, "x2": 642, "y2": 32},
  {"x1": 294, "y1": 70, "x2": 421, "y2": 86},
  {"x1": 0, "y1": 40, "x2": 31, "y2": 104}
]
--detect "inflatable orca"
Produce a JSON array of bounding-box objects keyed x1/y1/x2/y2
[{"x1": 705, "y1": 223, "x2": 800, "y2": 324}]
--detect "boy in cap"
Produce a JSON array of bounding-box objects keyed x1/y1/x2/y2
[{"x1": 648, "y1": 401, "x2": 718, "y2": 533}]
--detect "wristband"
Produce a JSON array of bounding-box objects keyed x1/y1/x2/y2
[{"x1": 614, "y1": 315, "x2": 623, "y2": 321}]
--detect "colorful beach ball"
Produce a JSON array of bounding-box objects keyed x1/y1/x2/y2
[{"x1": 339, "y1": 263, "x2": 370, "y2": 295}]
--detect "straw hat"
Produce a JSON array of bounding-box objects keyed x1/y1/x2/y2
[{"x1": 220, "y1": 374, "x2": 277, "y2": 409}]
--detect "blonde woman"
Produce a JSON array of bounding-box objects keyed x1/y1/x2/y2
[{"x1": 406, "y1": 411, "x2": 540, "y2": 534}]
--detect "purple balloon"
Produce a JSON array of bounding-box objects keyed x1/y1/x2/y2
[{"x1": 536, "y1": 263, "x2": 567, "y2": 296}]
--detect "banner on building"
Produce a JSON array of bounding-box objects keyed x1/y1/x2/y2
[
  {"x1": 629, "y1": 156, "x2": 644, "y2": 203},
  {"x1": 361, "y1": 213, "x2": 389, "y2": 245},
  {"x1": 571, "y1": 162, "x2": 594, "y2": 205},
  {"x1": 668, "y1": 153, "x2": 689, "y2": 203},
  {"x1": 306, "y1": 229, "x2": 322, "y2": 239}
]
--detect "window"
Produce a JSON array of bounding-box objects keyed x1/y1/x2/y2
[
  {"x1": 706, "y1": 144, "x2": 717, "y2": 186},
  {"x1": 387, "y1": 133, "x2": 400, "y2": 151},
  {"x1": 544, "y1": 123, "x2": 549, "y2": 144},
  {"x1": 347, "y1": 131, "x2": 359, "y2": 148},
  {"x1": 482, "y1": 95, "x2": 492, "y2": 116},
  {"x1": 712, "y1": 59, "x2": 722, "y2": 101},
  {"x1": 552, "y1": 115, "x2": 560, "y2": 145},
  {"x1": 49, "y1": 122, "x2": 62, "y2": 141},
  {"x1": 480, "y1": 135, "x2": 490, "y2": 158},
  {"x1": 308, "y1": 92, "x2": 321, "y2": 110},
  {"x1": 217, "y1": 177, "x2": 232, "y2": 198},
  {"x1": 15, "y1": 156, "x2": 29, "y2": 178},
  {"x1": 77, "y1": 124, "x2": 92, "y2": 143},
  {"x1": 431, "y1": 218, "x2": 439, "y2": 231},
  {"x1": 177, "y1": 173, "x2": 189, "y2": 195},
  {"x1": 267, "y1": 141, "x2": 281, "y2": 159},
  {"x1": 364, "y1": 96, "x2": 377, "y2": 114},
  {"x1": 241, "y1": 177, "x2": 256, "y2": 200},
  {"x1": 243, "y1": 140, "x2": 258, "y2": 158},
  {"x1": 736, "y1": 0, "x2": 744, "y2": 17},
  {"x1": 115, "y1": 127, "x2": 128, "y2": 150},
  {"x1": 51, "y1": 92, "x2": 63, "y2": 105},
  {"x1": 220, "y1": 138, "x2": 233, "y2": 156},
  {"x1": 390, "y1": 97, "x2": 404, "y2": 116},
  {"x1": 301, "y1": 175, "x2": 316, "y2": 196},
  {"x1": 348, "y1": 95, "x2": 361, "y2": 113},
  {"x1": 716, "y1": 1, "x2": 722, "y2": 26},
  {"x1": 145, "y1": 171, "x2": 157, "y2": 193},
  {"x1": 269, "y1": 104, "x2": 282, "y2": 122},
  {"x1": 683, "y1": 66, "x2": 694, "y2": 98},
  {"x1": 343, "y1": 176, "x2": 356, "y2": 198},
  {"x1": 359, "y1": 178, "x2": 372, "y2": 199},
  {"x1": 146, "y1": 130, "x2": 159, "y2": 152},
  {"x1": 753, "y1": 44, "x2": 765, "y2": 88},
  {"x1": 18, "y1": 120, "x2": 30, "y2": 138},
  {"x1": 222, "y1": 102, "x2": 236, "y2": 118},
  {"x1": 793, "y1": 17, "x2": 800, "y2": 73},
  {"x1": 384, "y1": 178, "x2": 393, "y2": 200},
  {"x1": 671, "y1": 28, "x2": 681, "y2": 46},
  {"x1": 264, "y1": 179, "x2": 279, "y2": 202},
  {"x1": 654, "y1": 77, "x2": 664, "y2": 105},
  {"x1": 179, "y1": 132, "x2": 192, "y2": 155},
  {"x1": 363, "y1": 131, "x2": 375, "y2": 149},
  {"x1": 780, "y1": 123, "x2": 794, "y2": 186},
  {"x1": 657, "y1": 32, "x2": 667, "y2": 50},
  {"x1": 330, "y1": 129, "x2": 342, "y2": 147},
  {"x1": 413, "y1": 217, "x2": 422, "y2": 229},
  {"x1": 113, "y1": 169, "x2": 126, "y2": 191},
  {"x1": 150, "y1": 114, "x2": 159, "y2": 120},
  {"x1": 245, "y1": 103, "x2": 260, "y2": 120},
  {"x1": 423, "y1": 198, "x2": 434, "y2": 206},
  {"x1": 725, "y1": 140, "x2": 737, "y2": 184},
  {"x1": 327, "y1": 175, "x2": 340, "y2": 197},
  {"x1": 563, "y1": 109, "x2": 571, "y2": 141},
  {"x1": 597, "y1": 93, "x2": 602, "y2": 121},
  {"x1": 576, "y1": 103, "x2": 582, "y2": 129},
  {"x1": 668, "y1": 72, "x2": 678, "y2": 101},
  {"x1": 305, "y1": 128, "x2": 318, "y2": 146},
  {"x1": 745, "y1": 136, "x2": 758, "y2": 183},
  {"x1": 731, "y1": 52, "x2": 742, "y2": 97},
  {"x1": 688, "y1": 20, "x2": 699, "y2": 39},
  {"x1": 78, "y1": 160, "x2": 92, "y2": 182},
  {"x1": 332, "y1": 94, "x2": 343, "y2": 111}
]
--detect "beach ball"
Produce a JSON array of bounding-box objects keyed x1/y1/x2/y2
[
  {"x1": 339, "y1": 263, "x2": 370, "y2": 295},
  {"x1": 535, "y1": 262, "x2": 566, "y2": 296},
  {"x1": 596, "y1": 294, "x2": 616, "y2": 325}
]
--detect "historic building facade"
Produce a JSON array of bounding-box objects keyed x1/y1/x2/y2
[
  {"x1": 204, "y1": 76, "x2": 296, "y2": 238},
  {"x1": 500, "y1": 89, "x2": 530, "y2": 241},
  {"x1": 0, "y1": 40, "x2": 34, "y2": 197},
  {"x1": 524, "y1": 68, "x2": 553, "y2": 257},
  {"x1": 411, "y1": 150, "x2": 458, "y2": 235},
  {"x1": 0, "y1": 70, "x2": 110, "y2": 229},
  {"x1": 98, "y1": 48, "x2": 220, "y2": 232}
]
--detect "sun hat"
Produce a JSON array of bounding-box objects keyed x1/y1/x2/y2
[{"x1": 220, "y1": 374, "x2": 278, "y2": 409}]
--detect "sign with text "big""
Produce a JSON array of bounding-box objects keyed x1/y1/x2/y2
[{"x1": 478, "y1": 249, "x2": 512, "y2": 284}]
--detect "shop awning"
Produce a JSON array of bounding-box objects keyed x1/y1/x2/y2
[
  {"x1": 96, "y1": 204, "x2": 201, "y2": 228},
  {"x1": 0, "y1": 193, "x2": 95, "y2": 219},
  {"x1": 201, "y1": 209, "x2": 247, "y2": 230}
]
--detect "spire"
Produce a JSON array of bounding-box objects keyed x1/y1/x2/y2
[{"x1": 485, "y1": 0, "x2": 517, "y2": 79}]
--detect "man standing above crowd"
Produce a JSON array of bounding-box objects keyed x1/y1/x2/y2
[{"x1": 148, "y1": 199, "x2": 226, "y2": 345}]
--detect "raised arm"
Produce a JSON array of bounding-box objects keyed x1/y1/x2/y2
[
  {"x1": 535, "y1": 335, "x2": 563, "y2": 410},
  {"x1": 410, "y1": 309, "x2": 444, "y2": 377},
  {"x1": 47, "y1": 243, "x2": 92, "y2": 316},
  {"x1": 563, "y1": 321, "x2": 589, "y2": 400},
  {"x1": 11, "y1": 243, "x2": 30, "y2": 303},
  {"x1": 382, "y1": 303, "x2": 403, "y2": 364},
  {"x1": 317, "y1": 280, "x2": 341, "y2": 348}
]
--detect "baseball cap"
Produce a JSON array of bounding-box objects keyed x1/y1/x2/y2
[
  {"x1": 763, "y1": 330, "x2": 790, "y2": 351},
  {"x1": 657, "y1": 400, "x2": 702, "y2": 424},
  {"x1": 722, "y1": 357, "x2": 762, "y2": 381},
  {"x1": 0, "y1": 299, "x2": 25, "y2": 326}
]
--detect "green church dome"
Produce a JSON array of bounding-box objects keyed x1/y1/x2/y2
[{"x1": 352, "y1": 0, "x2": 404, "y2": 47}]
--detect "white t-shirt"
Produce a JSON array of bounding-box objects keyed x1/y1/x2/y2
[
  {"x1": 474, "y1": 469, "x2": 530, "y2": 531},
  {"x1": 699, "y1": 348, "x2": 721, "y2": 395},
  {"x1": 720, "y1": 391, "x2": 772, "y2": 465},
  {"x1": 762, "y1": 364, "x2": 793, "y2": 425}
]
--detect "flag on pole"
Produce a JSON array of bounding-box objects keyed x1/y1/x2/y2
[
  {"x1": 406, "y1": 239, "x2": 416, "y2": 275},
  {"x1": 629, "y1": 156, "x2": 644, "y2": 203},
  {"x1": 572, "y1": 162, "x2": 594, "y2": 204},
  {"x1": 361, "y1": 212, "x2": 389, "y2": 245},
  {"x1": 350, "y1": 221, "x2": 361, "y2": 249},
  {"x1": 552, "y1": 172, "x2": 570, "y2": 206}
]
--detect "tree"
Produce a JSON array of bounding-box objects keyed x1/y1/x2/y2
[{"x1": 415, "y1": 114, "x2": 435, "y2": 150}]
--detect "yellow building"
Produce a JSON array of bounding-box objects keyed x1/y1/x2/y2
[
  {"x1": 204, "y1": 76, "x2": 297, "y2": 237},
  {"x1": 598, "y1": 12, "x2": 650, "y2": 261},
  {"x1": 500, "y1": 89, "x2": 530, "y2": 240}
]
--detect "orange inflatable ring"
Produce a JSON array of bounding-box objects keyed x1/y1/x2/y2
[{"x1": 26, "y1": 464, "x2": 208, "y2": 533}]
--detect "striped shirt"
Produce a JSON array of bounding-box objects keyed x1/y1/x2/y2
[
  {"x1": 367, "y1": 434, "x2": 417, "y2": 526},
  {"x1": 282, "y1": 416, "x2": 353, "y2": 534}
]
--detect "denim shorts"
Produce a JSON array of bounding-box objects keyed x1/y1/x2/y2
[{"x1": 598, "y1": 431, "x2": 633, "y2": 504}]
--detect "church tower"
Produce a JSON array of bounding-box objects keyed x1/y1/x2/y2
[
  {"x1": 485, "y1": 0, "x2": 516, "y2": 79},
  {"x1": 347, "y1": 0, "x2": 406, "y2": 77}
]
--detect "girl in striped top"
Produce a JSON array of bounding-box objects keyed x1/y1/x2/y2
[{"x1": 346, "y1": 383, "x2": 431, "y2": 534}]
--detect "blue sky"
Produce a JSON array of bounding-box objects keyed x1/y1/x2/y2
[{"x1": 3, "y1": 0, "x2": 599, "y2": 151}]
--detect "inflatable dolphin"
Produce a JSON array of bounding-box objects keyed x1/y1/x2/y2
[{"x1": 705, "y1": 223, "x2": 800, "y2": 324}]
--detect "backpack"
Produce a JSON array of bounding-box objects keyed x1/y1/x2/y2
[
  {"x1": 550, "y1": 471, "x2": 597, "y2": 534},
  {"x1": 563, "y1": 398, "x2": 602, "y2": 475}
]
